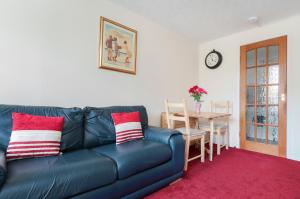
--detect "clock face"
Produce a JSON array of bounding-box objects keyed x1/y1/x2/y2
[
  {"x1": 205, "y1": 50, "x2": 222, "y2": 69},
  {"x1": 206, "y1": 53, "x2": 219, "y2": 67}
]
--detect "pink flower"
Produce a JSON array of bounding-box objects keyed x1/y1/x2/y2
[
  {"x1": 188, "y1": 85, "x2": 207, "y2": 96},
  {"x1": 188, "y1": 85, "x2": 199, "y2": 94},
  {"x1": 200, "y1": 88, "x2": 208, "y2": 94}
]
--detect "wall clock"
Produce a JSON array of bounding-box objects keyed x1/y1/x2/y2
[{"x1": 205, "y1": 49, "x2": 223, "y2": 69}]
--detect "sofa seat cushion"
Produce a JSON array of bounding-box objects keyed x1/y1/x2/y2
[
  {"x1": 91, "y1": 139, "x2": 172, "y2": 180},
  {"x1": 0, "y1": 149, "x2": 117, "y2": 199}
]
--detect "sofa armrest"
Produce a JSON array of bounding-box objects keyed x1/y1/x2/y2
[
  {"x1": 0, "y1": 150, "x2": 7, "y2": 188},
  {"x1": 144, "y1": 126, "x2": 184, "y2": 173},
  {"x1": 144, "y1": 126, "x2": 182, "y2": 145}
]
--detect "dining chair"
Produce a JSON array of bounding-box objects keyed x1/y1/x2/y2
[
  {"x1": 164, "y1": 99, "x2": 207, "y2": 171},
  {"x1": 199, "y1": 101, "x2": 230, "y2": 155}
]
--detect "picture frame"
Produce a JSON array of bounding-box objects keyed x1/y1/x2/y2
[{"x1": 98, "y1": 17, "x2": 137, "y2": 75}]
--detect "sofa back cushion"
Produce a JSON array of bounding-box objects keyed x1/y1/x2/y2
[
  {"x1": 0, "y1": 104, "x2": 84, "y2": 152},
  {"x1": 84, "y1": 106, "x2": 148, "y2": 148}
]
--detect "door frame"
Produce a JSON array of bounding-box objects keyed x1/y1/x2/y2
[{"x1": 240, "y1": 35, "x2": 287, "y2": 157}]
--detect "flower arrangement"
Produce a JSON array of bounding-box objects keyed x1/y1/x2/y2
[{"x1": 188, "y1": 85, "x2": 208, "y2": 102}]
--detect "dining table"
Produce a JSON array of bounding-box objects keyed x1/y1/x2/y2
[{"x1": 174, "y1": 111, "x2": 231, "y2": 161}]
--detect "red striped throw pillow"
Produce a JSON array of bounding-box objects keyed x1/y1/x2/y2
[
  {"x1": 111, "y1": 111, "x2": 144, "y2": 145},
  {"x1": 6, "y1": 112, "x2": 64, "y2": 161}
]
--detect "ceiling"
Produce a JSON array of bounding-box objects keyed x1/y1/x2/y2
[{"x1": 110, "y1": 0, "x2": 300, "y2": 43}]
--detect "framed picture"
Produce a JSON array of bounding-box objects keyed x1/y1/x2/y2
[{"x1": 98, "y1": 17, "x2": 137, "y2": 75}]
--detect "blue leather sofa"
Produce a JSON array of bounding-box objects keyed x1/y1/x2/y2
[{"x1": 0, "y1": 105, "x2": 184, "y2": 199}]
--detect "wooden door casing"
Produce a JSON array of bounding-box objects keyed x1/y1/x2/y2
[{"x1": 240, "y1": 35, "x2": 287, "y2": 157}]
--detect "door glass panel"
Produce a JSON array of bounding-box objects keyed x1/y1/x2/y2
[
  {"x1": 268, "y1": 126, "x2": 278, "y2": 145},
  {"x1": 268, "y1": 106, "x2": 278, "y2": 125},
  {"x1": 268, "y1": 65, "x2": 279, "y2": 84},
  {"x1": 246, "y1": 123, "x2": 255, "y2": 141},
  {"x1": 247, "y1": 68, "x2": 255, "y2": 85},
  {"x1": 247, "y1": 50, "x2": 255, "y2": 67},
  {"x1": 257, "y1": 67, "x2": 267, "y2": 85},
  {"x1": 247, "y1": 87, "x2": 255, "y2": 104},
  {"x1": 268, "y1": 46, "x2": 279, "y2": 64},
  {"x1": 256, "y1": 125, "x2": 266, "y2": 143},
  {"x1": 246, "y1": 106, "x2": 255, "y2": 122},
  {"x1": 256, "y1": 106, "x2": 266, "y2": 124},
  {"x1": 257, "y1": 86, "x2": 266, "y2": 104},
  {"x1": 268, "y1": 86, "x2": 279, "y2": 104},
  {"x1": 257, "y1": 47, "x2": 266, "y2": 65}
]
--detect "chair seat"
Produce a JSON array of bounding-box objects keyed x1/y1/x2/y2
[
  {"x1": 199, "y1": 123, "x2": 227, "y2": 132},
  {"x1": 176, "y1": 128, "x2": 206, "y2": 137}
]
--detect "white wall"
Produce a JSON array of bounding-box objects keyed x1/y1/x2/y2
[
  {"x1": 198, "y1": 15, "x2": 300, "y2": 161},
  {"x1": 0, "y1": 0, "x2": 198, "y2": 126}
]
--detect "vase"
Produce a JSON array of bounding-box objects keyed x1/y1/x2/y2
[{"x1": 195, "y1": 102, "x2": 202, "y2": 113}]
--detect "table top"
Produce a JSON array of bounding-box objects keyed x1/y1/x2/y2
[{"x1": 174, "y1": 111, "x2": 231, "y2": 119}]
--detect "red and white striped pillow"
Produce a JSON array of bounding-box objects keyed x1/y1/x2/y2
[
  {"x1": 111, "y1": 111, "x2": 144, "y2": 145},
  {"x1": 6, "y1": 112, "x2": 64, "y2": 161}
]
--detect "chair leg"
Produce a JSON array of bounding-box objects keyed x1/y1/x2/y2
[
  {"x1": 217, "y1": 129, "x2": 221, "y2": 155},
  {"x1": 195, "y1": 140, "x2": 200, "y2": 149},
  {"x1": 226, "y1": 128, "x2": 229, "y2": 150},
  {"x1": 201, "y1": 135, "x2": 205, "y2": 163},
  {"x1": 184, "y1": 138, "x2": 190, "y2": 171}
]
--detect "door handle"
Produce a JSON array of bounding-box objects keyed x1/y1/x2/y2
[{"x1": 281, "y1": 94, "x2": 286, "y2": 102}]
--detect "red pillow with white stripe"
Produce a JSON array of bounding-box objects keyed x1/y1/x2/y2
[
  {"x1": 111, "y1": 111, "x2": 144, "y2": 145},
  {"x1": 6, "y1": 112, "x2": 64, "y2": 161}
]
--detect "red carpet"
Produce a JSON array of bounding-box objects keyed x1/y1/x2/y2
[{"x1": 146, "y1": 147, "x2": 300, "y2": 199}]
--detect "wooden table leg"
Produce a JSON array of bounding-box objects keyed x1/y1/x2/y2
[
  {"x1": 226, "y1": 117, "x2": 229, "y2": 149},
  {"x1": 209, "y1": 119, "x2": 214, "y2": 161}
]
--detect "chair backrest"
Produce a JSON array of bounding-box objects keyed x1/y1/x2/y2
[
  {"x1": 164, "y1": 99, "x2": 190, "y2": 136},
  {"x1": 210, "y1": 100, "x2": 230, "y2": 114}
]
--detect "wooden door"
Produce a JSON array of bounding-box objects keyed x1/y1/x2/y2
[{"x1": 240, "y1": 36, "x2": 287, "y2": 157}]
